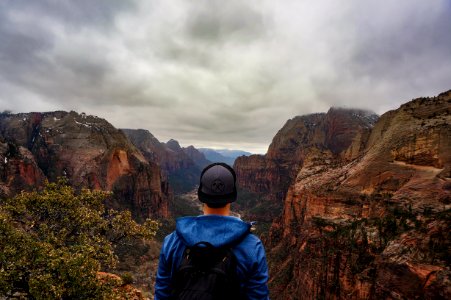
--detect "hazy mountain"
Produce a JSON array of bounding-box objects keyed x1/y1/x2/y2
[
  {"x1": 214, "y1": 149, "x2": 252, "y2": 158},
  {"x1": 122, "y1": 129, "x2": 210, "y2": 194},
  {"x1": 183, "y1": 145, "x2": 211, "y2": 169},
  {"x1": 198, "y1": 148, "x2": 251, "y2": 166}
]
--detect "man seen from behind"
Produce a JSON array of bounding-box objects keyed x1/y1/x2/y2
[{"x1": 155, "y1": 162, "x2": 269, "y2": 299}]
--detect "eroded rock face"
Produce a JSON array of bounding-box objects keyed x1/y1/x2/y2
[
  {"x1": 234, "y1": 109, "x2": 378, "y2": 220},
  {"x1": 182, "y1": 146, "x2": 210, "y2": 169},
  {"x1": 122, "y1": 129, "x2": 210, "y2": 194},
  {"x1": 0, "y1": 111, "x2": 169, "y2": 221},
  {"x1": 0, "y1": 140, "x2": 46, "y2": 197},
  {"x1": 266, "y1": 91, "x2": 451, "y2": 299},
  {"x1": 235, "y1": 154, "x2": 280, "y2": 196}
]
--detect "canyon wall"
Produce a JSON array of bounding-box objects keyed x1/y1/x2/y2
[
  {"x1": 122, "y1": 129, "x2": 210, "y2": 194},
  {"x1": 0, "y1": 111, "x2": 170, "y2": 221},
  {"x1": 0, "y1": 140, "x2": 46, "y2": 197},
  {"x1": 234, "y1": 109, "x2": 377, "y2": 220},
  {"x1": 266, "y1": 91, "x2": 451, "y2": 299}
]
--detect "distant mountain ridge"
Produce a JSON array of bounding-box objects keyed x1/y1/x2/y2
[
  {"x1": 214, "y1": 149, "x2": 252, "y2": 158},
  {"x1": 183, "y1": 145, "x2": 211, "y2": 169},
  {"x1": 121, "y1": 129, "x2": 210, "y2": 194},
  {"x1": 198, "y1": 148, "x2": 251, "y2": 166}
]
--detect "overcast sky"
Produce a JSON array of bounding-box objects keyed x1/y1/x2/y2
[{"x1": 0, "y1": 0, "x2": 450, "y2": 153}]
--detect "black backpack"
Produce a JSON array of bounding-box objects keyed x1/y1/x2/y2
[{"x1": 170, "y1": 241, "x2": 245, "y2": 300}]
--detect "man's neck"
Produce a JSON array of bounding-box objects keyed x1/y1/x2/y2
[{"x1": 203, "y1": 204, "x2": 231, "y2": 216}]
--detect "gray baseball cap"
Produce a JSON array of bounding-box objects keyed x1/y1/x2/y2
[{"x1": 198, "y1": 163, "x2": 237, "y2": 206}]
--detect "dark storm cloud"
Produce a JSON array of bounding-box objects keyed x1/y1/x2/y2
[
  {"x1": 0, "y1": 4, "x2": 53, "y2": 75},
  {"x1": 0, "y1": 0, "x2": 120, "y2": 104},
  {"x1": 185, "y1": 0, "x2": 266, "y2": 42},
  {"x1": 351, "y1": 3, "x2": 451, "y2": 88},
  {"x1": 0, "y1": 0, "x2": 131, "y2": 82},
  {"x1": 0, "y1": 0, "x2": 450, "y2": 153},
  {"x1": 155, "y1": 0, "x2": 268, "y2": 71},
  {"x1": 311, "y1": 2, "x2": 451, "y2": 110}
]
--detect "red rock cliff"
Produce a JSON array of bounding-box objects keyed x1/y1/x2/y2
[
  {"x1": 266, "y1": 91, "x2": 451, "y2": 299},
  {"x1": 234, "y1": 109, "x2": 377, "y2": 219},
  {"x1": 122, "y1": 129, "x2": 210, "y2": 194},
  {"x1": 0, "y1": 140, "x2": 46, "y2": 197},
  {"x1": 0, "y1": 111, "x2": 170, "y2": 221}
]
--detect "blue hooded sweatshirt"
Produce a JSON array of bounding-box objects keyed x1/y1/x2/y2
[{"x1": 154, "y1": 215, "x2": 269, "y2": 300}]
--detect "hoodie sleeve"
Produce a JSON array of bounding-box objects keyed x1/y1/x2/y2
[
  {"x1": 242, "y1": 239, "x2": 270, "y2": 300},
  {"x1": 155, "y1": 232, "x2": 186, "y2": 300},
  {"x1": 154, "y1": 234, "x2": 173, "y2": 300}
]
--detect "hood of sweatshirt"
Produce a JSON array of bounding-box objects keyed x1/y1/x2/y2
[{"x1": 175, "y1": 215, "x2": 251, "y2": 248}]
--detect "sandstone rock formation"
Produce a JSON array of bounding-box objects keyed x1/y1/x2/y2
[
  {"x1": 183, "y1": 145, "x2": 211, "y2": 169},
  {"x1": 266, "y1": 91, "x2": 451, "y2": 299},
  {"x1": 0, "y1": 111, "x2": 169, "y2": 221},
  {"x1": 234, "y1": 109, "x2": 378, "y2": 220},
  {"x1": 0, "y1": 139, "x2": 46, "y2": 197},
  {"x1": 97, "y1": 272, "x2": 148, "y2": 300},
  {"x1": 122, "y1": 129, "x2": 210, "y2": 193}
]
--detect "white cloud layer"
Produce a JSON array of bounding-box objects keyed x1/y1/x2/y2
[{"x1": 0, "y1": 0, "x2": 450, "y2": 153}]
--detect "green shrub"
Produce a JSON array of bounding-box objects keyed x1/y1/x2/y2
[{"x1": 0, "y1": 178, "x2": 158, "y2": 299}]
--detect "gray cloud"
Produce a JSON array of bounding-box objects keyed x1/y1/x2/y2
[
  {"x1": 0, "y1": 0, "x2": 450, "y2": 153},
  {"x1": 185, "y1": 0, "x2": 267, "y2": 43},
  {"x1": 311, "y1": 1, "x2": 451, "y2": 110},
  {"x1": 1, "y1": 0, "x2": 136, "y2": 30}
]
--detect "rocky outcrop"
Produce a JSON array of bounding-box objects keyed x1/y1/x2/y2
[
  {"x1": 122, "y1": 129, "x2": 210, "y2": 194},
  {"x1": 266, "y1": 91, "x2": 451, "y2": 299},
  {"x1": 97, "y1": 272, "x2": 148, "y2": 300},
  {"x1": 0, "y1": 140, "x2": 46, "y2": 197},
  {"x1": 234, "y1": 109, "x2": 378, "y2": 220},
  {"x1": 0, "y1": 111, "x2": 169, "y2": 221},
  {"x1": 120, "y1": 128, "x2": 165, "y2": 165},
  {"x1": 183, "y1": 146, "x2": 210, "y2": 169}
]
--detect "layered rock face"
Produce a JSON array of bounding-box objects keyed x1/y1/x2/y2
[
  {"x1": 0, "y1": 111, "x2": 169, "y2": 221},
  {"x1": 266, "y1": 91, "x2": 451, "y2": 299},
  {"x1": 122, "y1": 129, "x2": 210, "y2": 193},
  {"x1": 182, "y1": 146, "x2": 211, "y2": 169},
  {"x1": 121, "y1": 128, "x2": 165, "y2": 164},
  {"x1": 234, "y1": 109, "x2": 377, "y2": 220},
  {"x1": 0, "y1": 140, "x2": 46, "y2": 197}
]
